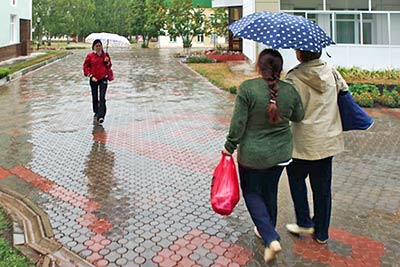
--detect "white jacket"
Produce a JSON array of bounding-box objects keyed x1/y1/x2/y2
[{"x1": 285, "y1": 59, "x2": 348, "y2": 160}]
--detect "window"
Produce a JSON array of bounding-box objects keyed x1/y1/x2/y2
[
  {"x1": 390, "y1": 13, "x2": 400, "y2": 44},
  {"x1": 362, "y1": 14, "x2": 373, "y2": 44},
  {"x1": 335, "y1": 14, "x2": 360, "y2": 44},
  {"x1": 10, "y1": 15, "x2": 17, "y2": 44},
  {"x1": 197, "y1": 34, "x2": 204, "y2": 43},
  {"x1": 327, "y1": 0, "x2": 368, "y2": 10},
  {"x1": 372, "y1": 0, "x2": 400, "y2": 11},
  {"x1": 281, "y1": 0, "x2": 324, "y2": 10}
]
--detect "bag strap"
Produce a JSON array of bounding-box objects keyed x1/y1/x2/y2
[{"x1": 332, "y1": 68, "x2": 349, "y2": 94}]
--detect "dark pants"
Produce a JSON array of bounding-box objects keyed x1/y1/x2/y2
[
  {"x1": 286, "y1": 157, "x2": 333, "y2": 241},
  {"x1": 90, "y1": 78, "x2": 108, "y2": 119},
  {"x1": 239, "y1": 165, "x2": 284, "y2": 246}
]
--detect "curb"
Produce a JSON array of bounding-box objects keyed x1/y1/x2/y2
[
  {"x1": 0, "y1": 185, "x2": 94, "y2": 267},
  {"x1": 0, "y1": 52, "x2": 71, "y2": 87}
]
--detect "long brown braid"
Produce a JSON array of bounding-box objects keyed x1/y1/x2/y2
[{"x1": 256, "y1": 49, "x2": 283, "y2": 124}]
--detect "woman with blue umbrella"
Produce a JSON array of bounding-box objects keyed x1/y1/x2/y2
[{"x1": 228, "y1": 10, "x2": 369, "y2": 251}]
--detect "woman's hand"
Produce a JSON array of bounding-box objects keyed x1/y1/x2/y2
[
  {"x1": 221, "y1": 147, "x2": 232, "y2": 156},
  {"x1": 91, "y1": 76, "x2": 98, "y2": 82},
  {"x1": 104, "y1": 56, "x2": 110, "y2": 65}
]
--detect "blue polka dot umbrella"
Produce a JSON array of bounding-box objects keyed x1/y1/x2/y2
[{"x1": 228, "y1": 11, "x2": 335, "y2": 52}]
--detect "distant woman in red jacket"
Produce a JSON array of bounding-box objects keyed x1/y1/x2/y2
[{"x1": 83, "y1": 39, "x2": 112, "y2": 124}]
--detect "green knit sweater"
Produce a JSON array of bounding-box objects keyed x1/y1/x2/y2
[{"x1": 224, "y1": 78, "x2": 304, "y2": 169}]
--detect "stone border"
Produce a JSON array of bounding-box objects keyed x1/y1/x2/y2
[
  {"x1": 0, "y1": 185, "x2": 94, "y2": 267},
  {"x1": 0, "y1": 52, "x2": 71, "y2": 87}
]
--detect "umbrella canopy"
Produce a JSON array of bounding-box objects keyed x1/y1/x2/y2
[
  {"x1": 229, "y1": 11, "x2": 334, "y2": 52},
  {"x1": 85, "y1": 32, "x2": 130, "y2": 47}
]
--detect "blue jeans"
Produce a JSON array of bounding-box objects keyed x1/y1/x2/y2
[
  {"x1": 286, "y1": 157, "x2": 333, "y2": 241},
  {"x1": 239, "y1": 165, "x2": 284, "y2": 246},
  {"x1": 90, "y1": 78, "x2": 108, "y2": 119}
]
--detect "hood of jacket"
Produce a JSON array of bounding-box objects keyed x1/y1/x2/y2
[{"x1": 287, "y1": 59, "x2": 332, "y2": 93}]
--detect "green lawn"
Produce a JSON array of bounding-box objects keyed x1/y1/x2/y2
[{"x1": 0, "y1": 207, "x2": 33, "y2": 267}]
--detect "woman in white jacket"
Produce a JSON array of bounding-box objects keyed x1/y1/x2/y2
[{"x1": 285, "y1": 49, "x2": 348, "y2": 244}]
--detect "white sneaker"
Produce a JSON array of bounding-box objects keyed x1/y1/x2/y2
[
  {"x1": 286, "y1": 223, "x2": 314, "y2": 235},
  {"x1": 264, "y1": 240, "x2": 282, "y2": 263},
  {"x1": 254, "y1": 226, "x2": 262, "y2": 239}
]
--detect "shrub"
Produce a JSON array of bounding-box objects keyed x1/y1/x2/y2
[
  {"x1": 65, "y1": 46, "x2": 86, "y2": 50},
  {"x1": 352, "y1": 91, "x2": 374, "y2": 107},
  {"x1": 0, "y1": 68, "x2": 10, "y2": 79},
  {"x1": 378, "y1": 89, "x2": 400, "y2": 108},
  {"x1": 229, "y1": 86, "x2": 237, "y2": 94},
  {"x1": 349, "y1": 84, "x2": 380, "y2": 99},
  {"x1": 187, "y1": 56, "x2": 215, "y2": 63}
]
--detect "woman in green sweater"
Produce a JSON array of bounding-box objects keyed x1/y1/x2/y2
[{"x1": 222, "y1": 49, "x2": 304, "y2": 263}]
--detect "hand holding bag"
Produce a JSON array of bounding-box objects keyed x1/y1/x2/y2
[{"x1": 210, "y1": 154, "x2": 240, "y2": 216}]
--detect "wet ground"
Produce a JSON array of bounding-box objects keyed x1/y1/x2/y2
[{"x1": 0, "y1": 48, "x2": 399, "y2": 267}]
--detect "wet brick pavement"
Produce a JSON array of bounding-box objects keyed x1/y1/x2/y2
[{"x1": 0, "y1": 48, "x2": 399, "y2": 267}]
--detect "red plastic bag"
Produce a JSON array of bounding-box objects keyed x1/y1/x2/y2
[{"x1": 210, "y1": 154, "x2": 240, "y2": 215}]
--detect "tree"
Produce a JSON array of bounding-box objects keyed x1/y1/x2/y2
[
  {"x1": 127, "y1": 0, "x2": 166, "y2": 48},
  {"x1": 165, "y1": 0, "x2": 207, "y2": 49},
  {"x1": 207, "y1": 8, "x2": 228, "y2": 49}
]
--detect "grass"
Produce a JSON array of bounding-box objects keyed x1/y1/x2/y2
[
  {"x1": 188, "y1": 62, "x2": 258, "y2": 91},
  {"x1": 7, "y1": 50, "x2": 68, "y2": 74},
  {"x1": 0, "y1": 207, "x2": 33, "y2": 267}
]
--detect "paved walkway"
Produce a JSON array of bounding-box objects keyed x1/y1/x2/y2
[{"x1": 0, "y1": 48, "x2": 399, "y2": 267}]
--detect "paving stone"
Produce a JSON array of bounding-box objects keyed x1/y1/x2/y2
[{"x1": 1, "y1": 49, "x2": 398, "y2": 267}]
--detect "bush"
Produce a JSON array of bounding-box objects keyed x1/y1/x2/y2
[
  {"x1": 0, "y1": 68, "x2": 10, "y2": 79},
  {"x1": 349, "y1": 84, "x2": 380, "y2": 99},
  {"x1": 229, "y1": 86, "x2": 237, "y2": 94},
  {"x1": 378, "y1": 89, "x2": 400, "y2": 108},
  {"x1": 353, "y1": 91, "x2": 374, "y2": 107},
  {"x1": 65, "y1": 46, "x2": 86, "y2": 50},
  {"x1": 187, "y1": 56, "x2": 215, "y2": 63}
]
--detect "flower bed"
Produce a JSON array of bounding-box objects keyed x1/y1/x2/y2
[{"x1": 204, "y1": 50, "x2": 245, "y2": 62}]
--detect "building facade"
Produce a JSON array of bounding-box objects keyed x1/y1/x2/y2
[
  {"x1": 212, "y1": 0, "x2": 400, "y2": 70},
  {"x1": 0, "y1": 0, "x2": 32, "y2": 62}
]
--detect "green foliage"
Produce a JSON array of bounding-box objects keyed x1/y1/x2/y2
[
  {"x1": 165, "y1": 0, "x2": 208, "y2": 48},
  {"x1": 0, "y1": 68, "x2": 10, "y2": 79},
  {"x1": 352, "y1": 92, "x2": 374, "y2": 107},
  {"x1": 0, "y1": 207, "x2": 33, "y2": 267},
  {"x1": 206, "y1": 8, "x2": 228, "y2": 48},
  {"x1": 337, "y1": 66, "x2": 400, "y2": 81},
  {"x1": 349, "y1": 84, "x2": 380, "y2": 99},
  {"x1": 349, "y1": 84, "x2": 400, "y2": 108},
  {"x1": 127, "y1": 0, "x2": 166, "y2": 48},
  {"x1": 378, "y1": 89, "x2": 400, "y2": 108},
  {"x1": 187, "y1": 56, "x2": 215, "y2": 63},
  {"x1": 229, "y1": 86, "x2": 237, "y2": 94}
]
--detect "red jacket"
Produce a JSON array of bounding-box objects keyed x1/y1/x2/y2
[{"x1": 83, "y1": 51, "x2": 112, "y2": 80}]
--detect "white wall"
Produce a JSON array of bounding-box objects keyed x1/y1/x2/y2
[
  {"x1": 212, "y1": 0, "x2": 243, "y2": 7},
  {"x1": 0, "y1": 0, "x2": 32, "y2": 47},
  {"x1": 278, "y1": 45, "x2": 400, "y2": 71}
]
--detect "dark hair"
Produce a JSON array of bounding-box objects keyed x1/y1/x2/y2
[
  {"x1": 92, "y1": 39, "x2": 102, "y2": 50},
  {"x1": 297, "y1": 50, "x2": 322, "y2": 62},
  {"x1": 257, "y1": 49, "x2": 283, "y2": 124}
]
